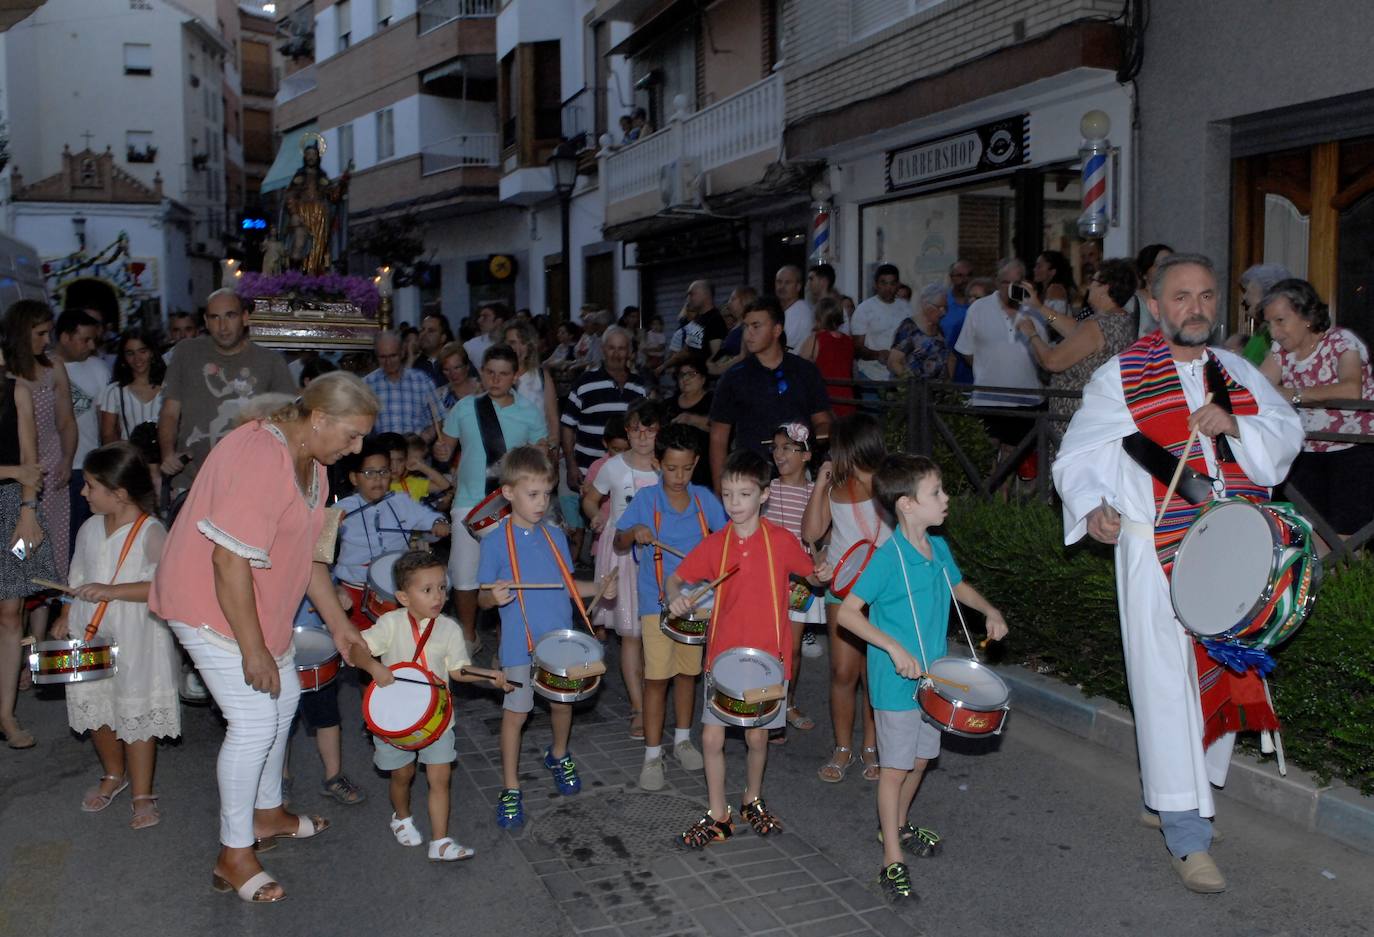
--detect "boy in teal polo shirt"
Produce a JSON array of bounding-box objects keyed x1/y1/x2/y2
[{"x1": 837, "y1": 454, "x2": 1008, "y2": 902}]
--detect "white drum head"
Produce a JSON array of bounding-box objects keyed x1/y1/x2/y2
[
  {"x1": 368, "y1": 664, "x2": 433, "y2": 732},
  {"x1": 926, "y1": 657, "x2": 1007, "y2": 708},
  {"x1": 1171, "y1": 501, "x2": 1274, "y2": 635},
  {"x1": 711, "y1": 647, "x2": 784, "y2": 697},
  {"x1": 534, "y1": 629, "x2": 604, "y2": 674},
  {"x1": 292, "y1": 628, "x2": 337, "y2": 668},
  {"x1": 833, "y1": 540, "x2": 875, "y2": 595},
  {"x1": 367, "y1": 552, "x2": 404, "y2": 602},
  {"x1": 675, "y1": 582, "x2": 714, "y2": 616}
]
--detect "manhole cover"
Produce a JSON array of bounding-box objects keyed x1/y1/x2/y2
[{"x1": 529, "y1": 789, "x2": 702, "y2": 864}]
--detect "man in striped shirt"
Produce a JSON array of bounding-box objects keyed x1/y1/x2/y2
[{"x1": 560, "y1": 326, "x2": 652, "y2": 491}]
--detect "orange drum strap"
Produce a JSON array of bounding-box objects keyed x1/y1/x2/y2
[
  {"x1": 540, "y1": 525, "x2": 594, "y2": 636},
  {"x1": 406, "y1": 612, "x2": 437, "y2": 671},
  {"x1": 83, "y1": 513, "x2": 150, "y2": 642},
  {"x1": 706, "y1": 522, "x2": 781, "y2": 670},
  {"x1": 653, "y1": 493, "x2": 709, "y2": 603},
  {"x1": 505, "y1": 519, "x2": 537, "y2": 655}
]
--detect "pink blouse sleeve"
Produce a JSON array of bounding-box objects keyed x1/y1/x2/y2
[{"x1": 194, "y1": 428, "x2": 295, "y2": 569}]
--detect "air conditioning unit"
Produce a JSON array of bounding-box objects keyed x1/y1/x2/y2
[{"x1": 659, "y1": 157, "x2": 702, "y2": 208}]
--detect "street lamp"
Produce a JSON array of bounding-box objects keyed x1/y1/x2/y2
[{"x1": 548, "y1": 144, "x2": 579, "y2": 326}]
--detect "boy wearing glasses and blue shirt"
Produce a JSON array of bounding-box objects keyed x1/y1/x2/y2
[{"x1": 708, "y1": 295, "x2": 832, "y2": 490}]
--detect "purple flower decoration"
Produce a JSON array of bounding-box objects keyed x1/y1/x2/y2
[{"x1": 239, "y1": 271, "x2": 380, "y2": 316}]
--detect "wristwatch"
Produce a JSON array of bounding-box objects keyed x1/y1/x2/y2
[{"x1": 1045, "y1": 312, "x2": 1058, "y2": 325}]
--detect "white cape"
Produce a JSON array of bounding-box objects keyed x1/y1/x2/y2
[{"x1": 1052, "y1": 348, "x2": 1303, "y2": 814}]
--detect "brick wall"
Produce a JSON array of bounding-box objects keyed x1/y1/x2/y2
[
  {"x1": 956, "y1": 194, "x2": 1005, "y2": 277},
  {"x1": 782, "y1": 0, "x2": 1124, "y2": 121}
]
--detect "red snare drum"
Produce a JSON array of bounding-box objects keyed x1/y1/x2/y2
[
  {"x1": 337, "y1": 581, "x2": 373, "y2": 632},
  {"x1": 363, "y1": 552, "x2": 404, "y2": 624},
  {"x1": 916, "y1": 657, "x2": 1010, "y2": 738},
  {"x1": 830, "y1": 539, "x2": 877, "y2": 599},
  {"x1": 293, "y1": 627, "x2": 341, "y2": 692},
  {"x1": 363, "y1": 662, "x2": 453, "y2": 750},
  {"x1": 463, "y1": 489, "x2": 510, "y2": 539}
]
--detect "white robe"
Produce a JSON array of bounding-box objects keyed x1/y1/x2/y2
[{"x1": 1052, "y1": 348, "x2": 1304, "y2": 815}]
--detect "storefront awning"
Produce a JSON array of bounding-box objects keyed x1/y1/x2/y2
[{"x1": 260, "y1": 123, "x2": 319, "y2": 194}]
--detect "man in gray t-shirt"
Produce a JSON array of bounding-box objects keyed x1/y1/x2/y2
[{"x1": 158, "y1": 289, "x2": 295, "y2": 493}]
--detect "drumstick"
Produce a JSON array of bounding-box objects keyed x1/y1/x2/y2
[
  {"x1": 587, "y1": 573, "x2": 615, "y2": 609},
  {"x1": 459, "y1": 666, "x2": 522, "y2": 687},
  {"x1": 650, "y1": 539, "x2": 685, "y2": 559},
  {"x1": 477, "y1": 582, "x2": 564, "y2": 590},
  {"x1": 1155, "y1": 392, "x2": 1214, "y2": 526},
  {"x1": 924, "y1": 673, "x2": 971, "y2": 692},
  {"x1": 392, "y1": 672, "x2": 526, "y2": 689},
  {"x1": 686, "y1": 566, "x2": 739, "y2": 606},
  {"x1": 30, "y1": 577, "x2": 74, "y2": 595}
]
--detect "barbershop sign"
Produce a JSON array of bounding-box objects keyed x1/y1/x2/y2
[{"x1": 884, "y1": 115, "x2": 1030, "y2": 192}]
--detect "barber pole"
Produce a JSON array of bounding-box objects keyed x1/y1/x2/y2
[
  {"x1": 810, "y1": 203, "x2": 831, "y2": 263},
  {"x1": 1076, "y1": 109, "x2": 1112, "y2": 239}
]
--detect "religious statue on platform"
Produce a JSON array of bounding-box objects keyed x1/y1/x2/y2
[
  {"x1": 282, "y1": 132, "x2": 349, "y2": 275},
  {"x1": 260, "y1": 225, "x2": 286, "y2": 275}
]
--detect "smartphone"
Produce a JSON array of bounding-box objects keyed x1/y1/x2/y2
[
  {"x1": 10, "y1": 538, "x2": 25, "y2": 561},
  {"x1": 1008, "y1": 283, "x2": 1029, "y2": 305}
]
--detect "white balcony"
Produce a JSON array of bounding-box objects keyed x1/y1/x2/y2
[
  {"x1": 419, "y1": 0, "x2": 497, "y2": 35},
  {"x1": 603, "y1": 72, "x2": 783, "y2": 204},
  {"x1": 421, "y1": 132, "x2": 501, "y2": 174},
  {"x1": 276, "y1": 64, "x2": 317, "y2": 106}
]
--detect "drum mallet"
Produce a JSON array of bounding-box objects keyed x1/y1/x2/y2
[
  {"x1": 650, "y1": 539, "x2": 686, "y2": 558},
  {"x1": 29, "y1": 577, "x2": 74, "y2": 595},
  {"x1": 686, "y1": 566, "x2": 740, "y2": 606},
  {"x1": 1156, "y1": 392, "x2": 1214, "y2": 526}
]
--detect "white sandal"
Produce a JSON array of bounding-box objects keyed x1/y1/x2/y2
[
  {"x1": 428, "y1": 837, "x2": 475, "y2": 862},
  {"x1": 390, "y1": 812, "x2": 422, "y2": 847}
]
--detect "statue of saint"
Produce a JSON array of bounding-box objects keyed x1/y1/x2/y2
[
  {"x1": 260, "y1": 225, "x2": 286, "y2": 275},
  {"x1": 282, "y1": 136, "x2": 349, "y2": 274}
]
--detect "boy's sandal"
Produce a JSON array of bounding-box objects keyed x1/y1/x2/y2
[
  {"x1": 680, "y1": 811, "x2": 733, "y2": 848},
  {"x1": 391, "y1": 813, "x2": 423, "y2": 847},
  {"x1": 81, "y1": 774, "x2": 129, "y2": 813},
  {"x1": 130, "y1": 795, "x2": 161, "y2": 830},
  {"x1": 321, "y1": 774, "x2": 366, "y2": 805},
  {"x1": 741, "y1": 797, "x2": 784, "y2": 836},
  {"x1": 428, "y1": 837, "x2": 476, "y2": 862},
  {"x1": 786, "y1": 707, "x2": 816, "y2": 730},
  {"x1": 212, "y1": 869, "x2": 285, "y2": 904},
  {"x1": 817, "y1": 746, "x2": 854, "y2": 783},
  {"x1": 628, "y1": 710, "x2": 645, "y2": 740},
  {"x1": 878, "y1": 822, "x2": 941, "y2": 858},
  {"x1": 860, "y1": 746, "x2": 881, "y2": 782}
]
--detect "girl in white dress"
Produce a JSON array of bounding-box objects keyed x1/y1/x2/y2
[{"x1": 52, "y1": 442, "x2": 178, "y2": 830}]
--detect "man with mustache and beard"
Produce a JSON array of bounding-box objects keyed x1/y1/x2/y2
[{"x1": 1053, "y1": 253, "x2": 1303, "y2": 895}]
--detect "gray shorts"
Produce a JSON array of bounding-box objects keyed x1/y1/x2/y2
[
  {"x1": 874, "y1": 708, "x2": 942, "y2": 769},
  {"x1": 503, "y1": 664, "x2": 535, "y2": 713},
  {"x1": 701, "y1": 679, "x2": 788, "y2": 730}
]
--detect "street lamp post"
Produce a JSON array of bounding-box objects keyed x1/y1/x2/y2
[{"x1": 548, "y1": 145, "x2": 579, "y2": 327}]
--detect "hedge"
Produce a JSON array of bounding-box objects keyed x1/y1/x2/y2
[{"x1": 942, "y1": 496, "x2": 1374, "y2": 793}]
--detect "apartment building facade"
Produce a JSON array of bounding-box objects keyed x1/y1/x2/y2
[{"x1": 782, "y1": 0, "x2": 1133, "y2": 301}]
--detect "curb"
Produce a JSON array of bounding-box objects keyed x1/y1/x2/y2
[{"x1": 992, "y1": 664, "x2": 1374, "y2": 857}]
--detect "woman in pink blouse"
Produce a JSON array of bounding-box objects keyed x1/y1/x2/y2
[
  {"x1": 150, "y1": 372, "x2": 389, "y2": 903},
  {"x1": 1259, "y1": 278, "x2": 1374, "y2": 538}
]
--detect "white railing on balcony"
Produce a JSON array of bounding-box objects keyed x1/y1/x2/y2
[
  {"x1": 421, "y1": 133, "x2": 501, "y2": 174},
  {"x1": 419, "y1": 0, "x2": 496, "y2": 35},
  {"x1": 603, "y1": 72, "x2": 783, "y2": 203},
  {"x1": 276, "y1": 64, "x2": 317, "y2": 106}
]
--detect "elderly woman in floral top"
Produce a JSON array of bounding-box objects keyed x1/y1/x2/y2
[
  {"x1": 1259, "y1": 278, "x2": 1374, "y2": 538},
  {"x1": 886, "y1": 283, "x2": 952, "y2": 381}
]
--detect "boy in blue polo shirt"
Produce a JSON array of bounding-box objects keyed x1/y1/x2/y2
[
  {"x1": 614, "y1": 423, "x2": 727, "y2": 791},
  {"x1": 478, "y1": 446, "x2": 610, "y2": 829},
  {"x1": 837, "y1": 454, "x2": 1008, "y2": 902}
]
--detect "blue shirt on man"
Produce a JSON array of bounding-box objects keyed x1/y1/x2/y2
[
  {"x1": 851, "y1": 531, "x2": 962, "y2": 711},
  {"x1": 478, "y1": 519, "x2": 578, "y2": 668},
  {"x1": 616, "y1": 483, "x2": 727, "y2": 611},
  {"x1": 943, "y1": 289, "x2": 973, "y2": 383},
  {"x1": 333, "y1": 492, "x2": 444, "y2": 585}
]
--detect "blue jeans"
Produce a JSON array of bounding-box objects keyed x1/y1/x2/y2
[{"x1": 1159, "y1": 809, "x2": 1213, "y2": 858}]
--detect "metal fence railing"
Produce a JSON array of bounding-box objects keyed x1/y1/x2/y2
[{"x1": 831, "y1": 375, "x2": 1374, "y2": 569}]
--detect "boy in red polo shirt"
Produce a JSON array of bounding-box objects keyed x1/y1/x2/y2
[{"x1": 666, "y1": 449, "x2": 832, "y2": 846}]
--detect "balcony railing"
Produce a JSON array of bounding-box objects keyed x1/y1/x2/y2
[
  {"x1": 276, "y1": 64, "x2": 316, "y2": 106},
  {"x1": 561, "y1": 86, "x2": 604, "y2": 149},
  {"x1": 421, "y1": 132, "x2": 501, "y2": 174},
  {"x1": 418, "y1": 0, "x2": 496, "y2": 35},
  {"x1": 603, "y1": 72, "x2": 782, "y2": 203}
]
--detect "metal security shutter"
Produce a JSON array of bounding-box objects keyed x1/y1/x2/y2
[{"x1": 645, "y1": 253, "x2": 748, "y2": 336}]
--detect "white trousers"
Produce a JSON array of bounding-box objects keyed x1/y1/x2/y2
[{"x1": 169, "y1": 622, "x2": 301, "y2": 848}]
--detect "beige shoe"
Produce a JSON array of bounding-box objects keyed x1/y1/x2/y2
[
  {"x1": 1139, "y1": 811, "x2": 1224, "y2": 843},
  {"x1": 1171, "y1": 851, "x2": 1226, "y2": 893},
  {"x1": 638, "y1": 756, "x2": 666, "y2": 791}
]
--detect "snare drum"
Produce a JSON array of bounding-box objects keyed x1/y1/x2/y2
[
  {"x1": 705, "y1": 647, "x2": 786, "y2": 728},
  {"x1": 830, "y1": 540, "x2": 878, "y2": 599},
  {"x1": 659, "y1": 582, "x2": 714, "y2": 645},
  {"x1": 28, "y1": 638, "x2": 118, "y2": 685},
  {"x1": 363, "y1": 552, "x2": 404, "y2": 624},
  {"x1": 1170, "y1": 498, "x2": 1318, "y2": 647},
  {"x1": 532, "y1": 629, "x2": 606, "y2": 703},
  {"x1": 463, "y1": 489, "x2": 511, "y2": 539},
  {"x1": 293, "y1": 625, "x2": 341, "y2": 692},
  {"x1": 363, "y1": 662, "x2": 452, "y2": 750},
  {"x1": 916, "y1": 657, "x2": 1010, "y2": 738},
  {"x1": 787, "y1": 574, "x2": 818, "y2": 613}
]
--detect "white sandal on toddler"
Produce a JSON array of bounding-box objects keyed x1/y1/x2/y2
[
  {"x1": 390, "y1": 813, "x2": 422, "y2": 847},
  {"x1": 428, "y1": 837, "x2": 475, "y2": 862}
]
